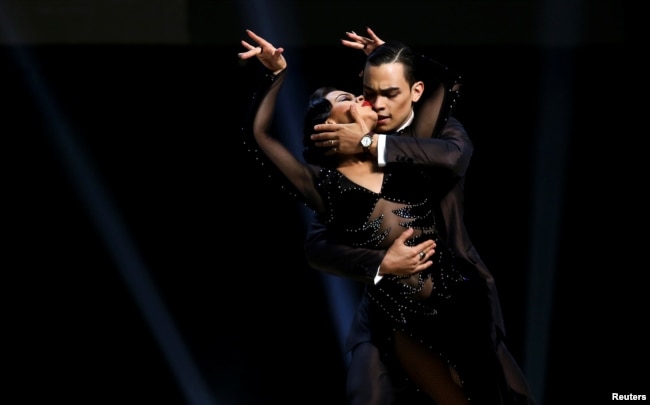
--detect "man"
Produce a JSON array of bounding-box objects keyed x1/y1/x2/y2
[{"x1": 306, "y1": 28, "x2": 535, "y2": 405}]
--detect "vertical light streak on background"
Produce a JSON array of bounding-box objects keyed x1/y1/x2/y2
[
  {"x1": 525, "y1": 0, "x2": 581, "y2": 402},
  {"x1": 0, "y1": 6, "x2": 216, "y2": 405},
  {"x1": 236, "y1": 0, "x2": 359, "y2": 357}
]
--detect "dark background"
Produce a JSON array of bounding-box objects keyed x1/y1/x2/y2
[{"x1": 4, "y1": 1, "x2": 635, "y2": 404}]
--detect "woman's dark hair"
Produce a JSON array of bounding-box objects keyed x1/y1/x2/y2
[{"x1": 302, "y1": 86, "x2": 337, "y2": 166}]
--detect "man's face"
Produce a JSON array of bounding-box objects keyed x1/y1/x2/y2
[{"x1": 362, "y1": 62, "x2": 423, "y2": 133}]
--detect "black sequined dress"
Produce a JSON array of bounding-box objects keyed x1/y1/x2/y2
[
  {"x1": 314, "y1": 164, "x2": 500, "y2": 403},
  {"x1": 242, "y1": 68, "x2": 513, "y2": 404}
]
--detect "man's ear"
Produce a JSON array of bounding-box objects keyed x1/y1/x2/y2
[{"x1": 411, "y1": 80, "x2": 425, "y2": 102}]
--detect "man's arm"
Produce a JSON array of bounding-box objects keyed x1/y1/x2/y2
[
  {"x1": 385, "y1": 117, "x2": 472, "y2": 176},
  {"x1": 304, "y1": 216, "x2": 382, "y2": 284},
  {"x1": 304, "y1": 213, "x2": 435, "y2": 284},
  {"x1": 310, "y1": 42, "x2": 465, "y2": 166}
]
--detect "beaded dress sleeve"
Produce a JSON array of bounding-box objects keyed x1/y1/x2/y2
[
  {"x1": 411, "y1": 53, "x2": 463, "y2": 139},
  {"x1": 241, "y1": 68, "x2": 325, "y2": 214}
]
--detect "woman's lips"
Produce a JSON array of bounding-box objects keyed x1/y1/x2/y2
[{"x1": 362, "y1": 101, "x2": 372, "y2": 107}]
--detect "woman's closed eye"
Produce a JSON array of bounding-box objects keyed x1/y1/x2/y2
[{"x1": 335, "y1": 93, "x2": 355, "y2": 103}]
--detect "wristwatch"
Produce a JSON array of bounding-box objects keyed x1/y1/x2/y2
[{"x1": 360, "y1": 132, "x2": 373, "y2": 150}]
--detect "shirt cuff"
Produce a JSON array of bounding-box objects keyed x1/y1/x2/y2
[
  {"x1": 373, "y1": 266, "x2": 384, "y2": 284},
  {"x1": 377, "y1": 135, "x2": 387, "y2": 167}
]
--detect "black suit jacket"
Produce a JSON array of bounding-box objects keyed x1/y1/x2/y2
[
  {"x1": 303, "y1": 115, "x2": 539, "y2": 402},
  {"x1": 304, "y1": 116, "x2": 505, "y2": 349}
]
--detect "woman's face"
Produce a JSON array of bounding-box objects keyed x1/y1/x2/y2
[{"x1": 325, "y1": 91, "x2": 377, "y2": 129}]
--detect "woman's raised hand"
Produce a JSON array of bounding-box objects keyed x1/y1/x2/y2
[
  {"x1": 342, "y1": 27, "x2": 385, "y2": 56},
  {"x1": 238, "y1": 29, "x2": 287, "y2": 75}
]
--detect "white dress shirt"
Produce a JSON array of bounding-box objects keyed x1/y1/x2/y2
[{"x1": 373, "y1": 109, "x2": 415, "y2": 283}]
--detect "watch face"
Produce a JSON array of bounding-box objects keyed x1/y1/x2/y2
[{"x1": 361, "y1": 136, "x2": 372, "y2": 147}]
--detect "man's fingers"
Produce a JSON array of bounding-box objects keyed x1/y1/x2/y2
[
  {"x1": 349, "y1": 104, "x2": 371, "y2": 134},
  {"x1": 413, "y1": 238, "x2": 436, "y2": 262},
  {"x1": 395, "y1": 227, "x2": 415, "y2": 243},
  {"x1": 311, "y1": 130, "x2": 336, "y2": 141},
  {"x1": 417, "y1": 239, "x2": 436, "y2": 250},
  {"x1": 417, "y1": 261, "x2": 434, "y2": 271},
  {"x1": 349, "y1": 103, "x2": 362, "y2": 122},
  {"x1": 313, "y1": 124, "x2": 337, "y2": 132},
  {"x1": 310, "y1": 132, "x2": 339, "y2": 147},
  {"x1": 417, "y1": 240, "x2": 436, "y2": 255}
]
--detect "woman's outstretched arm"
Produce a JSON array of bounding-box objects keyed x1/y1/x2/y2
[{"x1": 239, "y1": 30, "x2": 325, "y2": 213}]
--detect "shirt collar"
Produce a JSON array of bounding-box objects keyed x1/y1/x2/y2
[{"x1": 395, "y1": 110, "x2": 415, "y2": 134}]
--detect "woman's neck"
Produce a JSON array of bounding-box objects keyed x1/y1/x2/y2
[
  {"x1": 338, "y1": 152, "x2": 372, "y2": 163},
  {"x1": 336, "y1": 154, "x2": 384, "y2": 193},
  {"x1": 337, "y1": 154, "x2": 380, "y2": 170}
]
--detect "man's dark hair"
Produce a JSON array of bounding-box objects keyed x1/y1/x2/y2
[
  {"x1": 366, "y1": 40, "x2": 458, "y2": 121},
  {"x1": 366, "y1": 40, "x2": 418, "y2": 86}
]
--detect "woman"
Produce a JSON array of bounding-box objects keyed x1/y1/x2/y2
[{"x1": 239, "y1": 29, "x2": 512, "y2": 404}]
